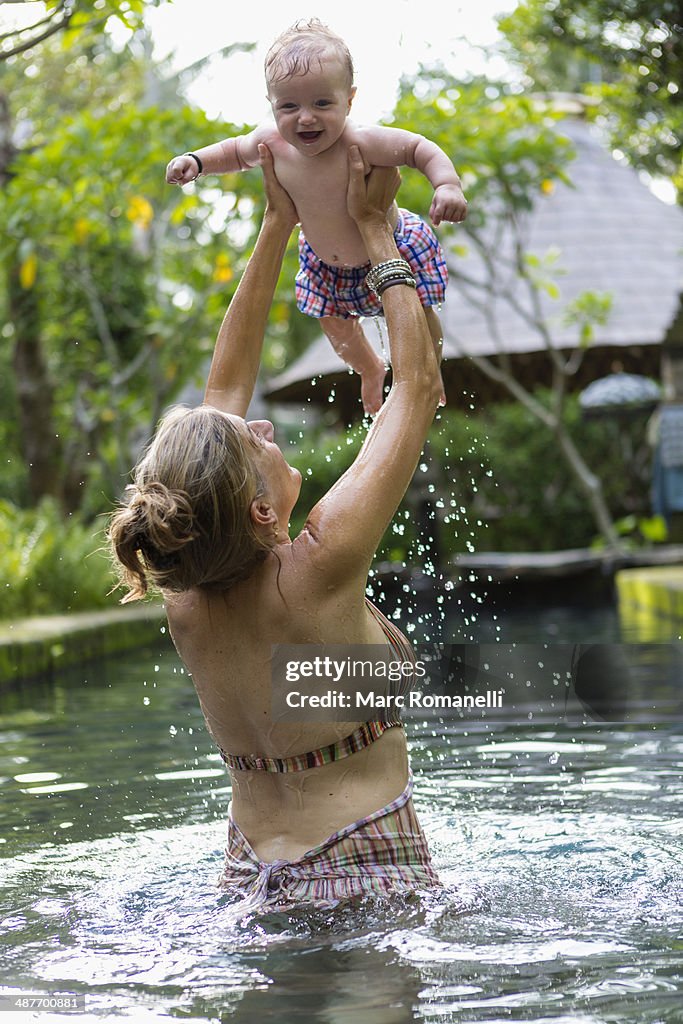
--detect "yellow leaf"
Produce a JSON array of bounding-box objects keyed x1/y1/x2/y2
[
  {"x1": 74, "y1": 218, "x2": 90, "y2": 244},
  {"x1": 100, "y1": 409, "x2": 115, "y2": 423},
  {"x1": 272, "y1": 302, "x2": 290, "y2": 324},
  {"x1": 126, "y1": 195, "x2": 154, "y2": 229},
  {"x1": 541, "y1": 179, "x2": 555, "y2": 195},
  {"x1": 213, "y1": 253, "x2": 233, "y2": 283},
  {"x1": 169, "y1": 195, "x2": 196, "y2": 226},
  {"x1": 19, "y1": 252, "x2": 37, "y2": 290}
]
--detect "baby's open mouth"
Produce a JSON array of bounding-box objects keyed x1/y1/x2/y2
[{"x1": 298, "y1": 131, "x2": 323, "y2": 143}]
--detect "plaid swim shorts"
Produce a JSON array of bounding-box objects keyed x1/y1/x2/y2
[{"x1": 295, "y1": 208, "x2": 448, "y2": 319}]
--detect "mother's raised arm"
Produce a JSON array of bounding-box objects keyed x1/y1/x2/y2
[
  {"x1": 203, "y1": 144, "x2": 298, "y2": 416},
  {"x1": 303, "y1": 146, "x2": 443, "y2": 583}
]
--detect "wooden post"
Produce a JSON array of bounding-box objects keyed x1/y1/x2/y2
[{"x1": 659, "y1": 294, "x2": 683, "y2": 542}]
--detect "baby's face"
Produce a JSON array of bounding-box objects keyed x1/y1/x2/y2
[{"x1": 267, "y1": 55, "x2": 355, "y2": 157}]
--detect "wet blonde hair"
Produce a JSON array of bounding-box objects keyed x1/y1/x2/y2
[
  {"x1": 265, "y1": 18, "x2": 354, "y2": 91},
  {"x1": 108, "y1": 405, "x2": 272, "y2": 603}
]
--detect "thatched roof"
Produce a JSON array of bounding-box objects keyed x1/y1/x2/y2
[{"x1": 265, "y1": 114, "x2": 683, "y2": 409}]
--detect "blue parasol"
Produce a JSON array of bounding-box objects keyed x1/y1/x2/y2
[{"x1": 579, "y1": 373, "x2": 661, "y2": 418}]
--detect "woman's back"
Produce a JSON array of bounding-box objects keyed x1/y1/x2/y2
[{"x1": 166, "y1": 543, "x2": 411, "y2": 862}]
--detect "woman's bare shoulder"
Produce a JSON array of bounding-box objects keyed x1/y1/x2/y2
[{"x1": 282, "y1": 531, "x2": 370, "y2": 611}]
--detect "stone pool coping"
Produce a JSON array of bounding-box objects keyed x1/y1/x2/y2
[
  {"x1": 615, "y1": 565, "x2": 683, "y2": 641},
  {"x1": 0, "y1": 604, "x2": 168, "y2": 687}
]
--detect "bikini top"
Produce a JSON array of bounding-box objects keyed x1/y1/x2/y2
[{"x1": 219, "y1": 599, "x2": 415, "y2": 773}]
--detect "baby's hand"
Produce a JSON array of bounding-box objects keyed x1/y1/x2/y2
[
  {"x1": 166, "y1": 154, "x2": 200, "y2": 186},
  {"x1": 430, "y1": 185, "x2": 468, "y2": 226}
]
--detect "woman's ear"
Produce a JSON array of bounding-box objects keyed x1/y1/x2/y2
[{"x1": 250, "y1": 499, "x2": 277, "y2": 532}]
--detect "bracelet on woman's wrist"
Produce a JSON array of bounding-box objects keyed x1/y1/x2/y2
[
  {"x1": 365, "y1": 258, "x2": 416, "y2": 297},
  {"x1": 376, "y1": 275, "x2": 417, "y2": 296}
]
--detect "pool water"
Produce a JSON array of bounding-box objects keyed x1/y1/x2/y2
[{"x1": 1, "y1": 627, "x2": 682, "y2": 1023}]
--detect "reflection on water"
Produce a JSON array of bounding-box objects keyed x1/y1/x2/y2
[
  {"x1": 448, "y1": 599, "x2": 626, "y2": 644},
  {"x1": 0, "y1": 629, "x2": 682, "y2": 1023}
]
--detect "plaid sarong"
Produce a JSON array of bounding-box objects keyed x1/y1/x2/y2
[
  {"x1": 295, "y1": 208, "x2": 448, "y2": 319},
  {"x1": 219, "y1": 773, "x2": 440, "y2": 912}
]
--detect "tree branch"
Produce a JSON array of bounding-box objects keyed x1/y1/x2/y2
[
  {"x1": 563, "y1": 344, "x2": 588, "y2": 376},
  {"x1": 460, "y1": 344, "x2": 558, "y2": 428},
  {"x1": 0, "y1": 4, "x2": 72, "y2": 59},
  {"x1": 110, "y1": 342, "x2": 152, "y2": 390},
  {"x1": 0, "y1": 2, "x2": 66, "y2": 41},
  {"x1": 75, "y1": 252, "x2": 121, "y2": 369}
]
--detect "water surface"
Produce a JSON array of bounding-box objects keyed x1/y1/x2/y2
[{"x1": 1, "y1": 620, "x2": 682, "y2": 1023}]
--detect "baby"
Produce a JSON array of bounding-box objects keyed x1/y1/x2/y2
[{"x1": 166, "y1": 19, "x2": 467, "y2": 414}]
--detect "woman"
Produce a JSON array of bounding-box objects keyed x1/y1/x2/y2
[{"x1": 109, "y1": 144, "x2": 443, "y2": 910}]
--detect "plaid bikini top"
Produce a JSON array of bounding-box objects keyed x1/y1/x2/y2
[{"x1": 219, "y1": 600, "x2": 415, "y2": 773}]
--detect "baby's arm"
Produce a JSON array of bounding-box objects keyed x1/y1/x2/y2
[
  {"x1": 357, "y1": 125, "x2": 467, "y2": 226},
  {"x1": 166, "y1": 126, "x2": 273, "y2": 185}
]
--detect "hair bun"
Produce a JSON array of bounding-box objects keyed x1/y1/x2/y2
[{"x1": 128, "y1": 481, "x2": 195, "y2": 559}]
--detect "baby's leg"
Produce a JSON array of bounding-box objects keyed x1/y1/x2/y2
[
  {"x1": 424, "y1": 306, "x2": 447, "y2": 407},
  {"x1": 320, "y1": 316, "x2": 387, "y2": 415}
]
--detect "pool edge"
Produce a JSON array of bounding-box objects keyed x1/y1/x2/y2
[{"x1": 0, "y1": 605, "x2": 167, "y2": 686}]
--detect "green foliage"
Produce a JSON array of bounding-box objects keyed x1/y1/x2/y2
[
  {"x1": 0, "y1": 25, "x2": 274, "y2": 513},
  {"x1": 498, "y1": 0, "x2": 682, "y2": 194},
  {"x1": 285, "y1": 415, "x2": 481, "y2": 566},
  {"x1": 286, "y1": 393, "x2": 656, "y2": 559},
  {"x1": 637, "y1": 515, "x2": 668, "y2": 543},
  {"x1": 0, "y1": 300, "x2": 25, "y2": 504},
  {"x1": 0, "y1": 22, "x2": 317, "y2": 513},
  {"x1": 2, "y1": 100, "x2": 252, "y2": 511},
  {"x1": 563, "y1": 291, "x2": 613, "y2": 346},
  {"x1": 592, "y1": 513, "x2": 668, "y2": 549},
  {"x1": 434, "y1": 395, "x2": 655, "y2": 551},
  {"x1": 287, "y1": 424, "x2": 364, "y2": 537},
  {"x1": 387, "y1": 73, "x2": 575, "y2": 225},
  {"x1": 523, "y1": 248, "x2": 564, "y2": 300},
  {"x1": 0, "y1": 500, "x2": 116, "y2": 619}
]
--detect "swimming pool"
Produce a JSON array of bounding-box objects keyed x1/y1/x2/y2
[{"x1": 1, "y1": 629, "x2": 682, "y2": 1023}]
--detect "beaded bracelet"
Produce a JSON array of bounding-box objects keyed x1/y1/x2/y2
[{"x1": 366, "y1": 258, "x2": 415, "y2": 296}]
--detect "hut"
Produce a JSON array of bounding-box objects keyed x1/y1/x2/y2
[{"x1": 264, "y1": 107, "x2": 683, "y2": 421}]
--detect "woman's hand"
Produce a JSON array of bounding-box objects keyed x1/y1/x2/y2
[
  {"x1": 346, "y1": 145, "x2": 401, "y2": 227},
  {"x1": 259, "y1": 144, "x2": 298, "y2": 233}
]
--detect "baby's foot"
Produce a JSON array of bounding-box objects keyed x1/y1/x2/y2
[{"x1": 360, "y1": 359, "x2": 387, "y2": 416}]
